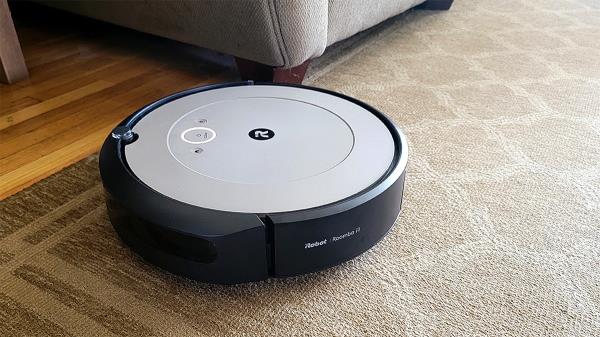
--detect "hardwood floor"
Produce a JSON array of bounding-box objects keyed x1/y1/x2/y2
[{"x1": 0, "y1": 5, "x2": 237, "y2": 199}]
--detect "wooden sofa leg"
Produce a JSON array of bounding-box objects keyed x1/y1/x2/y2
[
  {"x1": 235, "y1": 57, "x2": 309, "y2": 84},
  {"x1": 0, "y1": 0, "x2": 29, "y2": 84},
  {"x1": 416, "y1": 0, "x2": 454, "y2": 10}
]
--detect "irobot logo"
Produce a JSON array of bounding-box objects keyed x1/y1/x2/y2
[{"x1": 249, "y1": 128, "x2": 275, "y2": 140}]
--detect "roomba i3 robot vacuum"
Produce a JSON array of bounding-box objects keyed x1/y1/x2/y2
[{"x1": 99, "y1": 82, "x2": 408, "y2": 284}]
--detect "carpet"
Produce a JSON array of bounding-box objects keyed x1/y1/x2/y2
[{"x1": 1, "y1": 0, "x2": 599, "y2": 336}]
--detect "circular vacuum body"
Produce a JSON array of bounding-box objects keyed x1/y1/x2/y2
[{"x1": 99, "y1": 82, "x2": 408, "y2": 284}]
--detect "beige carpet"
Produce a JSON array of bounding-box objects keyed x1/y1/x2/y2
[{"x1": 2, "y1": 0, "x2": 600, "y2": 335}]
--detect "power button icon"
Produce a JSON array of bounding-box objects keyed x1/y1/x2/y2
[{"x1": 181, "y1": 127, "x2": 216, "y2": 144}]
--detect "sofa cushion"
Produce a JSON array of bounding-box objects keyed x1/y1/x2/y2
[
  {"x1": 36, "y1": 0, "x2": 328, "y2": 68},
  {"x1": 327, "y1": 0, "x2": 425, "y2": 46}
]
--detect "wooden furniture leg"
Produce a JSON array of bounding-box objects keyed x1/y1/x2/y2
[
  {"x1": 416, "y1": 0, "x2": 454, "y2": 10},
  {"x1": 0, "y1": 0, "x2": 28, "y2": 84},
  {"x1": 235, "y1": 57, "x2": 310, "y2": 84}
]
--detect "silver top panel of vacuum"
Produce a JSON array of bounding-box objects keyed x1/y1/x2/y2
[{"x1": 125, "y1": 85, "x2": 395, "y2": 213}]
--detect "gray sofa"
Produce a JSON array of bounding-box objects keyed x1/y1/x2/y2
[{"x1": 37, "y1": 0, "x2": 453, "y2": 83}]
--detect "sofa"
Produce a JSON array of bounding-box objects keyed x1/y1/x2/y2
[{"x1": 35, "y1": 0, "x2": 453, "y2": 83}]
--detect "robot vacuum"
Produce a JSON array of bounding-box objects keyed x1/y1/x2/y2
[{"x1": 99, "y1": 82, "x2": 408, "y2": 284}]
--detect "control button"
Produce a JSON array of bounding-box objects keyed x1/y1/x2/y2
[{"x1": 181, "y1": 127, "x2": 216, "y2": 144}]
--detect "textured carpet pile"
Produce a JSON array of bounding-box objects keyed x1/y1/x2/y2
[{"x1": 1, "y1": 0, "x2": 599, "y2": 335}]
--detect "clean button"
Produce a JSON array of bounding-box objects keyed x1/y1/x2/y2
[{"x1": 181, "y1": 127, "x2": 216, "y2": 144}]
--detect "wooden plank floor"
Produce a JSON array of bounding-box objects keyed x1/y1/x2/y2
[{"x1": 0, "y1": 5, "x2": 237, "y2": 199}]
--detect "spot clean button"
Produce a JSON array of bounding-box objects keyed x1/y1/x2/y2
[{"x1": 181, "y1": 127, "x2": 216, "y2": 144}]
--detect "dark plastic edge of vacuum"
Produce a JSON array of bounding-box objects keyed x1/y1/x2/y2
[{"x1": 100, "y1": 140, "x2": 271, "y2": 283}]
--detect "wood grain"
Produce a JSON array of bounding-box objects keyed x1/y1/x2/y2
[
  {"x1": 1, "y1": 80, "x2": 113, "y2": 130},
  {"x1": 0, "y1": 5, "x2": 236, "y2": 199}
]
